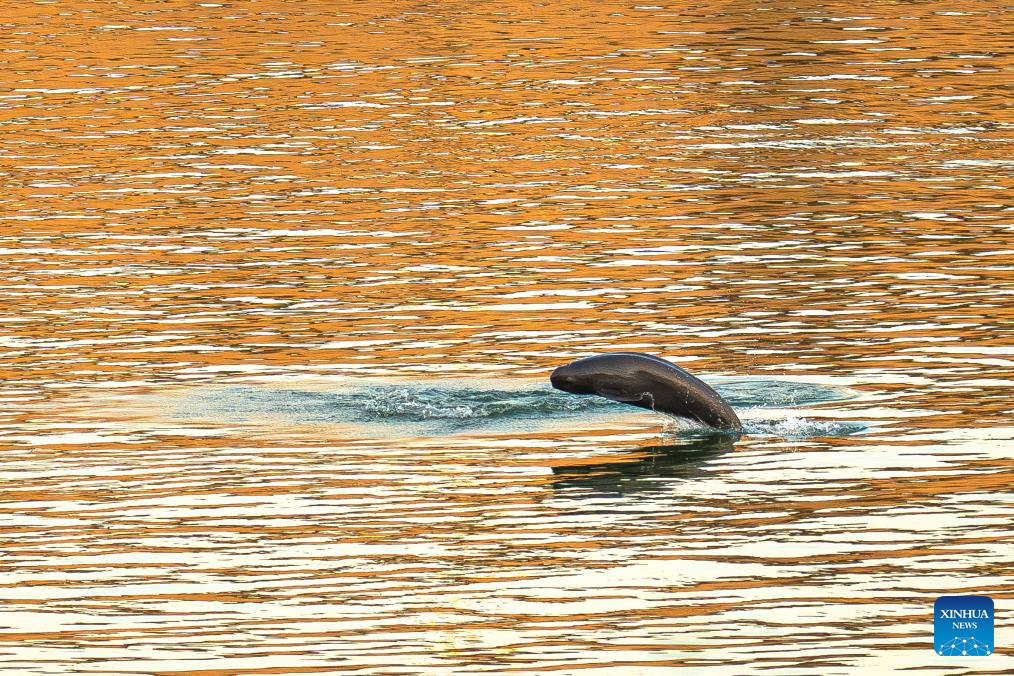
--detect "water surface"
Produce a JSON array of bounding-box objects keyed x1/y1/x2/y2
[{"x1": 1, "y1": 0, "x2": 1011, "y2": 673}]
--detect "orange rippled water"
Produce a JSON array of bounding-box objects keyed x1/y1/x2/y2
[{"x1": 0, "y1": 0, "x2": 1011, "y2": 673}]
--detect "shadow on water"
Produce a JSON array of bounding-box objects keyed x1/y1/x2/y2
[{"x1": 550, "y1": 433, "x2": 739, "y2": 494}]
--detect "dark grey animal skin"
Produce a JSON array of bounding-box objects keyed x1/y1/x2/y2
[{"x1": 550, "y1": 352, "x2": 742, "y2": 431}]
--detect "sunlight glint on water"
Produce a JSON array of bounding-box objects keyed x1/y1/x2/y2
[{"x1": 0, "y1": 0, "x2": 1011, "y2": 673}]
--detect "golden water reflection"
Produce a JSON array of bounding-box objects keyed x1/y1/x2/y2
[{"x1": 1, "y1": 0, "x2": 1011, "y2": 673}]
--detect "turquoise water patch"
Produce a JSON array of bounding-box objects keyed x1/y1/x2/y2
[
  {"x1": 712, "y1": 379, "x2": 856, "y2": 407},
  {"x1": 179, "y1": 378, "x2": 862, "y2": 438}
]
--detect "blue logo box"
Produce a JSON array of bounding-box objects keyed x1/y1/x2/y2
[{"x1": 935, "y1": 596, "x2": 994, "y2": 656}]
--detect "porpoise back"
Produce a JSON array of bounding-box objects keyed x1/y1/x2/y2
[{"x1": 550, "y1": 352, "x2": 742, "y2": 431}]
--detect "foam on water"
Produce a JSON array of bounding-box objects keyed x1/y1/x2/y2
[{"x1": 741, "y1": 415, "x2": 869, "y2": 439}]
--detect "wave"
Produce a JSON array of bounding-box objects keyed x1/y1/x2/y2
[
  {"x1": 182, "y1": 379, "x2": 862, "y2": 438},
  {"x1": 742, "y1": 416, "x2": 868, "y2": 439},
  {"x1": 712, "y1": 379, "x2": 855, "y2": 407},
  {"x1": 356, "y1": 386, "x2": 608, "y2": 421},
  {"x1": 191, "y1": 384, "x2": 614, "y2": 425}
]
